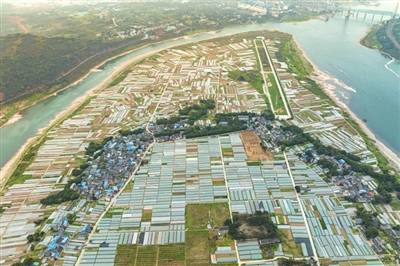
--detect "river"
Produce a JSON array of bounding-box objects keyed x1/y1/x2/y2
[{"x1": 1, "y1": 17, "x2": 399, "y2": 169}]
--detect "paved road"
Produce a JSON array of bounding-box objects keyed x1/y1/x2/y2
[
  {"x1": 284, "y1": 152, "x2": 320, "y2": 266},
  {"x1": 386, "y1": 20, "x2": 400, "y2": 51}
]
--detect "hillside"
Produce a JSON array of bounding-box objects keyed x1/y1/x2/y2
[{"x1": 0, "y1": 34, "x2": 114, "y2": 103}]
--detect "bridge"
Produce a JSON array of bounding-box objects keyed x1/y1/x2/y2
[{"x1": 334, "y1": 6, "x2": 398, "y2": 23}]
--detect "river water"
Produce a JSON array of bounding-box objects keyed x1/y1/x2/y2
[{"x1": 1, "y1": 17, "x2": 399, "y2": 168}]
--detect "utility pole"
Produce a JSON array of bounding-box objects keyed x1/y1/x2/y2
[{"x1": 394, "y1": 1, "x2": 399, "y2": 19}]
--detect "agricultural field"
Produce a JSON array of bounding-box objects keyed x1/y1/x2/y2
[
  {"x1": 240, "y1": 131, "x2": 273, "y2": 161},
  {"x1": 185, "y1": 203, "x2": 232, "y2": 265},
  {"x1": 115, "y1": 244, "x2": 185, "y2": 266},
  {"x1": 185, "y1": 203, "x2": 230, "y2": 230}
]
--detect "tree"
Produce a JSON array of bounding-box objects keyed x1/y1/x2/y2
[{"x1": 365, "y1": 227, "x2": 379, "y2": 239}]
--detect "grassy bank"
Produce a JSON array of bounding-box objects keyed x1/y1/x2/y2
[
  {"x1": 267, "y1": 73, "x2": 286, "y2": 115},
  {"x1": 108, "y1": 68, "x2": 131, "y2": 88},
  {"x1": 361, "y1": 26, "x2": 382, "y2": 50},
  {"x1": 4, "y1": 135, "x2": 48, "y2": 189},
  {"x1": 276, "y1": 37, "x2": 313, "y2": 80},
  {"x1": 0, "y1": 88, "x2": 63, "y2": 127}
]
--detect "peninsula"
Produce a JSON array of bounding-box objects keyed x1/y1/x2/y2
[{"x1": 1, "y1": 29, "x2": 399, "y2": 266}]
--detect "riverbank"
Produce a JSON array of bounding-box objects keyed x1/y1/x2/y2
[
  {"x1": 0, "y1": 40, "x2": 176, "y2": 186},
  {"x1": 2, "y1": 113, "x2": 22, "y2": 127},
  {"x1": 0, "y1": 42, "x2": 147, "y2": 129},
  {"x1": 360, "y1": 25, "x2": 381, "y2": 50},
  {"x1": 295, "y1": 41, "x2": 400, "y2": 170}
]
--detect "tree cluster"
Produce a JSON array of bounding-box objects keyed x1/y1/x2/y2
[
  {"x1": 85, "y1": 136, "x2": 113, "y2": 156},
  {"x1": 40, "y1": 177, "x2": 81, "y2": 205},
  {"x1": 224, "y1": 212, "x2": 278, "y2": 241},
  {"x1": 317, "y1": 158, "x2": 339, "y2": 177},
  {"x1": 280, "y1": 125, "x2": 400, "y2": 202},
  {"x1": 119, "y1": 127, "x2": 144, "y2": 137},
  {"x1": 356, "y1": 207, "x2": 380, "y2": 239},
  {"x1": 27, "y1": 231, "x2": 45, "y2": 243},
  {"x1": 178, "y1": 99, "x2": 215, "y2": 124}
]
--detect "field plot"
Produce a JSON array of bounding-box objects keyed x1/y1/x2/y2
[
  {"x1": 186, "y1": 230, "x2": 211, "y2": 265},
  {"x1": 286, "y1": 155, "x2": 382, "y2": 264},
  {"x1": 115, "y1": 244, "x2": 185, "y2": 266},
  {"x1": 185, "y1": 203, "x2": 232, "y2": 265},
  {"x1": 115, "y1": 245, "x2": 137, "y2": 266},
  {"x1": 136, "y1": 246, "x2": 158, "y2": 266},
  {"x1": 186, "y1": 203, "x2": 230, "y2": 230},
  {"x1": 267, "y1": 73, "x2": 286, "y2": 115},
  {"x1": 158, "y1": 245, "x2": 186, "y2": 266},
  {"x1": 240, "y1": 131, "x2": 273, "y2": 161}
]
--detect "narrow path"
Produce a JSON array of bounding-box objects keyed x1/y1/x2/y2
[
  {"x1": 283, "y1": 152, "x2": 320, "y2": 266},
  {"x1": 217, "y1": 136, "x2": 240, "y2": 265}
]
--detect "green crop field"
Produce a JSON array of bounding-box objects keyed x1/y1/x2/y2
[
  {"x1": 267, "y1": 73, "x2": 287, "y2": 115},
  {"x1": 185, "y1": 203, "x2": 230, "y2": 230},
  {"x1": 115, "y1": 244, "x2": 185, "y2": 266},
  {"x1": 185, "y1": 230, "x2": 210, "y2": 265}
]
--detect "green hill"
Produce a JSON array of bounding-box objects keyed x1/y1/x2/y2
[
  {"x1": 0, "y1": 33, "x2": 150, "y2": 105},
  {"x1": 0, "y1": 34, "x2": 108, "y2": 103}
]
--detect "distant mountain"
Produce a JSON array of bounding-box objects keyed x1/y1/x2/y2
[{"x1": 0, "y1": 34, "x2": 140, "y2": 104}]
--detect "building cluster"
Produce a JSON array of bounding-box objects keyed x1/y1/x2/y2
[
  {"x1": 37, "y1": 130, "x2": 152, "y2": 263},
  {"x1": 76, "y1": 131, "x2": 152, "y2": 200},
  {"x1": 333, "y1": 174, "x2": 376, "y2": 203},
  {"x1": 286, "y1": 155, "x2": 380, "y2": 263},
  {"x1": 249, "y1": 116, "x2": 299, "y2": 152},
  {"x1": 238, "y1": 0, "x2": 288, "y2": 17},
  {"x1": 237, "y1": 0, "x2": 337, "y2": 18},
  {"x1": 107, "y1": 23, "x2": 181, "y2": 41}
]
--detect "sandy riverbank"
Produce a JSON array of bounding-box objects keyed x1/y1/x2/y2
[
  {"x1": 1, "y1": 113, "x2": 22, "y2": 127},
  {"x1": 0, "y1": 41, "x2": 155, "y2": 129},
  {"x1": 296, "y1": 41, "x2": 400, "y2": 169}
]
